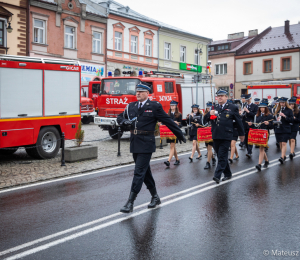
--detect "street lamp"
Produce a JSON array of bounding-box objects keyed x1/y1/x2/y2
[
  {"x1": 196, "y1": 43, "x2": 203, "y2": 105},
  {"x1": 6, "y1": 17, "x2": 13, "y2": 54}
]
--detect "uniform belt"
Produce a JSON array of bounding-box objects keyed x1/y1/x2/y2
[{"x1": 130, "y1": 130, "x2": 155, "y2": 135}]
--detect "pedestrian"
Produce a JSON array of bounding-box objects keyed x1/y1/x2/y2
[
  {"x1": 248, "y1": 101, "x2": 274, "y2": 171},
  {"x1": 242, "y1": 94, "x2": 258, "y2": 158},
  {"x1": 161, "y1": 100, "x2": 182, "y2": 167},
  {"x1": 274, "y1": 97, "x2": 293, "y2": 164},
  {"x1": 208, "y1": 89, "x2": 245, "y2": 184},
  {"x1": 229, "y1": 100, "x2": 242, "y2": 163},
  {"x1": 186, "y1": 104, "x2": 203, "y2": 162},
  {"x1": 288, "y1": 98, "x2": 300, "y2": 160},
  {"x1": 117, "y1": 84, "x2": 186, "y2": 213},
  {"x1": 203, "y1": 101, "x2": 216, "y2": 169}
]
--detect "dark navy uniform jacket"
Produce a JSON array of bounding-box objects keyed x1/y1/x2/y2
[
  {"x1": 207, "y1": 102, "x2": 244, "y2": 140},
  {"x1": 117, "y1": 99, "x2": 184, "y2": 154},
  {"x1": 291, "y1": 111, "x2": 300, "y2": 132},
  {"x1": 250, "y1": 113, "x2": 274, "y2": 131},
  {"x1": 274, "y1": 107, "x2": 293, "y2": 134},
  {"x1": 242, "y1": 103, "x2": 258, "y2": 130},
  {"x1": 187, "y1": 112, "x2": 203, "y2": 136}
]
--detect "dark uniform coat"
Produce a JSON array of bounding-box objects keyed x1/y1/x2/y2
[
  {"x1": 274, "y1": 107, "x2": 293, "y2": 134},
  {"x1": 242, "y1": 103, "x2": 259, "y2": 130},
  {"x1": 117, "y1": 99, "x2": 184, "y2": 154},
  {"x1": 291, "y1": 111, "x2": 300, "y2": 132},
  {"x1": 187, "y1": 112, "x2": 203, "y2": 136},
  {"x1": 250, "y1": 113, "x2": 274, "y2": 131}
]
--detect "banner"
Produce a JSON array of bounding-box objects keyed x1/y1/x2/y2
[
  {"x1": 160, "y1": 125, "x2": 176, "y2": 140},
  {"x1": 197, "y1": 127, "x2": 213, "y2": 143},
  {"x1": 248, "y1": 129, "x2": 269, "y2": 147}
]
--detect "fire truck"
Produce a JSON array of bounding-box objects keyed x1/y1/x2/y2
[
  {"x1": 245, "y1": 81, "x2": 300, "y2": 103},
  {"x1": 80, "y1": 87, "x2": 96, "y2": 124},
  {"x1": 94, "y1": 71, "x2": 216, "y2": 138},
  {"x1": 0, "y1": 55, "x2": 81, "y2": 159}
]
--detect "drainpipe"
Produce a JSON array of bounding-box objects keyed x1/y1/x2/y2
[
  {"x1": 27, "y1": 0, "x2": 30, "y2": 56},
  {"x1": 157, "y1": 27, "x2": 160, "y2": 72}
]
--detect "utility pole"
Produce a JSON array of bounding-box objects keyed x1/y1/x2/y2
[{"x1": 195, "y1": 43, "x2": 203, "y2": 105}]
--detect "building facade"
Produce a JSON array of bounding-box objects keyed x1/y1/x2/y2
[
  {"x1": 29, "y1": 0, "x2": 107, "y2": 83},
  {"x1": 235, "y1": 21, "x2": 300, "y2": 97},
  {"x1": 0, "y1": 0, "x2": 29, "y2": 55}
]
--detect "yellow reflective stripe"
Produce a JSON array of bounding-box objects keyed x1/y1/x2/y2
[{"x1": 0, "y1": 115, "x2": 81, "y2": 122}]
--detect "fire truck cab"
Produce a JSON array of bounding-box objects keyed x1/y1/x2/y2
[
  {"x1": 0, "y1": 55, "x2": 81, "y2": 159},
  {"x1": 94, "y1": 71, "x2": 216, "y2": 139}
]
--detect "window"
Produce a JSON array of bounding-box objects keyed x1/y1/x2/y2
[
  {"x1": 0, "y1": 20, "x2": 4, "y2": 47},
  {"x1": 180, "y1": 46, "x2": 186, "y2": 62},
  {"x1": 194, "y1": 49, "x2": 199, "y2": 65},
  {"x1": 165, "y1": 43, "x2": 171, "y2": 60},
  {"x1": 281, "y1": 56, "x2": 291, "y2": 71},
  {"x1": 165, "y1": 82, "x2": 174, "y2": 93},
  {"x1": 92, "y1": 32, "x2": 101, "y2": 53},
  {"x1": 34, "y1": 19, "x2": 45, "y2": 44},
  {"x1": 145, "y1": 39, "x2": 152, "y2": 56},
  {"x1": 217, "y1": 44, "x2": 228, "y2": 51},
  {"x1": 131, "y1": 35, "x2": 137, "y2": 53},
  {"x1": 215, "y1": 64, "x2": 227, "y2": 75},
  {"x1": 115, "y1": 32, "x2": 122, "y2": 51},
  {"x1": 264, "y1": 60, "x2": 272, "y2": 73},
  {"x1": 92, "y1": 83, "x2": 100, "y2": 94},
  {"x1": 243, "y1": 61, "x2": 253, "y2": 75},
  {"x1": 100, "y1": 78, "x2": 140, "y2": 95},
  {"x1": 65, "y1": 26, "x2": 75, "y2": 49}
]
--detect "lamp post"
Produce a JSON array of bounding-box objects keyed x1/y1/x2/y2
[
  {"x1": 196, "y1": 43, "x2": 203, "y2": 105},
  {"x1": 6, "y1": 18, "x2": 13, "y2": 55}
]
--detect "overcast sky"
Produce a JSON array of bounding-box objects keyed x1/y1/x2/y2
[{"x1": 118, "y1": 0, "x2": 300, "y2": 41}]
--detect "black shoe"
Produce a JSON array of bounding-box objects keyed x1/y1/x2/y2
[
  {"x1": 205, "y1": 153, "x2": 207, "y2": 157},
  {"x1": 293, "y1": 152, "x2": 295, "y2": 157},
  {"x1": 239, "y1": 143, "x2": 243, "y2": 147},
  {"x1": 148, "y1": 188, "x2": 161, "y2": 209},
  {"x1": 289, "y1": 153, "x2": 294, "y2": 160},
  {"x1": 196, "y1": 155, "x2": 202, "y2": 159},
  {"x1": 284, "y1": 156, "x2": 286, "y2": 161},
  {"x1": 164, "y1": 161, "x2": 170, "y2": 167},
  {"x1": 234, "y1": 156, "x2": 239, "y2": 160},
  {"x1": 263, "y1": 161, "x2": 269, "y2": 168},
  {"x1": 246, "y1": 153, "x2": 252, "y2": 158},
  {"x1": 228, "y1": 158, "x2": 233, "y2": 164},
  {"x1": 204, "y1": 162, "x2": 211, "y2": 169},
  {"x1": 256, "y1": 164, "x2": 261, "y2": 171},
  {"x1": 265, "y1": 148, "x2": 268, "y2": 152},
  {"x1": 189, "y1": 157, "x2": 193, "y2": 162},
  {"x1": 120, "y1": 192, "x2": 137, "y2": 213},
  {"x1": 174, "y1": 160, "x2": 180, "y2": 165},
  {"x1": 222, "y1": 176, "x2": 232, "y2": 181},
  {"x1": 212, "y1": 157, "x2": 216, "y2": 166},
  {"x1": 255, "y1": 146, "x2": 259, "y2": 148},
  {"x1": 276, "y1": 142, "x2": 280, "y2": 148},
  {"x1": 279, "y1": 157, "x2": 284, "y2": 164},
  {"x1": 213, "y1": 177, "x2": 220, "y2": 184}
]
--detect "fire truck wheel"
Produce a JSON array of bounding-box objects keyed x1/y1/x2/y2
[
  {"x1": 81, "y1": 117, "x2": 91, "y2": 124},
  {"x1": 29, "y1": 127, "x2": 61, "y2": 159},
  {"x1": 0, "y1": 147, "x2": 19, "y2": 155},
  {"x1": 108, "y1": 126, "x2": 123, "y2": 139}
]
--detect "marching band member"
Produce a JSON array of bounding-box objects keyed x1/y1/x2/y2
[
  {"x1": 208, "y1": 89, "x2": 245, "y2": 184},
  {"x1": 248, "y1": 101, "x2": 274, "y2": 171},
  {"x1": 161, "y1": 100, "x2": 182, "y2": 167},
  {"x1": 288, "y1": 98, "x2": 300, "y2": 160},
  {"x1": 229, "y1": 100, "x2": 242, "y2": 163},
  {"x1": 274, "y1": 97, "x2": 293, "y2": 164},
  {"x1": 254, "y1": 98, "x2": 260, "y2": 105},
  {"x1": 203, "y1": 101, "x2": 216, "y2": 169},
  {"x1": 186, "y1": 104, "x2": 203, "y2": 162},
  {"x1": 239, "y1": 94, "x2": 247, "y2": 149},
  {"x1": 242, "y1": 94, "x2": 258, "y2": 158}
]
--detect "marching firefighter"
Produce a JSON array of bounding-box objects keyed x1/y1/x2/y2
[
  {"x1": 117, "y1": 84, "x2": 186, "y2": 213},
  {"x1": 288, "y1": 98, "x2": 300, "y2": 160},
  {"x1": 208, "y1": 89, "x2": 245, "y2": 184}
]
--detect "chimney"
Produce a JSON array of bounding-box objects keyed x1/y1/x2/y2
[
  {"x1": 227, "y1": 32, "x2": 244, "y2": 40},
  {"x1": 285, "y1": 20, "x2": 290, "y2": 34},
  {"x1": 248, "y1": 29, "x2": 258, "y2": 37}
]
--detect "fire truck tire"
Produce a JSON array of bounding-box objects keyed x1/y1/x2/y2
[
  {"x1": 27, "y1": 127, "x2": 61, "y2": 159},
  {"x1": 81, "y1": 117, "x2": 91, "y2": 124},
  {"x1": 0, "y1": 147, "x2": 19, "y2": 155},
  {"x1": 108, "y1": 127, "x2": 123, "y2": 139}
]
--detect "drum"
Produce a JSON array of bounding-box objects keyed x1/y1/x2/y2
[
  {"x1": 197, "y1": 127, "x2": 213, "y2": 143},
  {"x1": 159, "y1": 125, "x2": 176, "y2": 140},
  {"x1": 248, "y1": 129, "x2": 269, "y2": 147}
]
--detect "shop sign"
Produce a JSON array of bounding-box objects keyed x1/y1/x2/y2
[
  {"x1": 179, "y1": 63, "x2": 202, "y2": 72},
  {"x1": 81, "y1": 63, "x2": 105, "y2": 82},
  {"x1": 123, "y1": 65, "x2": 144, "y2": 71}
]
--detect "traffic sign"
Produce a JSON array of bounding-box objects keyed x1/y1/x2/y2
[{"x1": 230, "y1": 83, "x2": 234, "y2": 89}]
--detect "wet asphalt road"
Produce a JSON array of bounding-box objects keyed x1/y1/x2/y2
[{"x1": 1, "y1": 135, "x2": 300, "y2": 260}]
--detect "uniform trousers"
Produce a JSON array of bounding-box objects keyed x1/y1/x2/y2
[
  {"x1": 131, "y1": 153, "x2": 155, "y2": 194},
  {"x1": 245, "y1": 129, "x2": 253, "y2": 154},
  {"x1": 213, "y1": 139, "x2": 232, "y2": 180}
]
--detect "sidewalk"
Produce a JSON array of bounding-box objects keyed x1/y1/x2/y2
[{"x1": 0, "y1": 124, "x2": 205, "y2": 190}]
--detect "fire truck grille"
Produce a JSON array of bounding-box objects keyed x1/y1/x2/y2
[{"x1": 81, "y1": 105, "x2": 93, "y2": 111}]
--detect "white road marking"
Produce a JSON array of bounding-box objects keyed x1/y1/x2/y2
[{"x1": 2, "y1": 151, "x2": 297, "y2": 260}]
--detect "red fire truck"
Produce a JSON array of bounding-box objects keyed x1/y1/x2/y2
[
  {"x1": 94, "y1": 71, "x2": 216, "y2": 138},
  {"x1": 0, "y1": 55, "x2": 81, "y2": 159},
  {"x1": 80, "y1": 87, "x2": 96, "y2": 124},
  {"x1": 245, "y1": 81, "x2": 300, "y2": 103}
]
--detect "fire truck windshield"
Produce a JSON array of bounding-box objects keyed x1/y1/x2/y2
[{"x1": 100, "y1": 79, "x2": 141, "y2": 95}]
